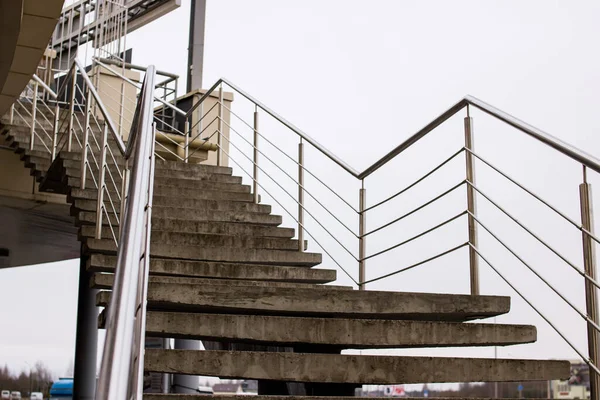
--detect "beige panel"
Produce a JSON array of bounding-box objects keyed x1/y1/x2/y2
[
  {"x1": 22, "y1": 0, "x2": 64, "y2": 18},
  {"x1": 2, "y1": 72, "x2": 30, "y2": 96},
  {"x1": 16, "y1": 14, "x2": 58, "y2": 49},
  {"x1": 10, "y1": 45, "x2": 42, "y2": 73}
]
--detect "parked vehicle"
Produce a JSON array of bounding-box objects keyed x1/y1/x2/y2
[
  {"x1": 9, "y1": 392, "x2": 20, "y2": 400},
  {"x1": 49, "y1": 378, "x2": 73, "y2": 399},
  {"x1": 30, "y1": 392, "x2": 44, "y2": 400},
  {"x1": 1, "y1": 390, "x2": 9, "y2": 399}
]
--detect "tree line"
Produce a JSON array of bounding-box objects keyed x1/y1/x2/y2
[{"x1": 0, "y1": 362, "x2": 54, "y2": 397}]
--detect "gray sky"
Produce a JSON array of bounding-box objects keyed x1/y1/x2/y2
[{"x1": 1, "y1": 0, "x2": 600, "y2": 381}]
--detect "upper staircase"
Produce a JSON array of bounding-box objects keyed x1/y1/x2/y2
[{"x1": 0, "y1": 62, "x2": 573, "y2": 398}]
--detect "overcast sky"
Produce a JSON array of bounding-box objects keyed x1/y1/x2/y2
[{"x1": 1, "y1": 0, "x2": 600, "y2": 384}]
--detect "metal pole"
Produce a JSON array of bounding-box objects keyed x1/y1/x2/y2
[
  {"x1": 162, "y1": 338, "x2": 170, "y2": 393},
  {"x1": 68, "y1": 67, "x2": 77, "y2": 152},
  {"x1": 52, "y1": 103, "x2": 59, "y2": 160},
  {"x1": 72, "y1": 253, "x2": 98, "y2": 400},
  {"x1": 184, "y1": 119, "x2": 190, "y2": 163},
  {"x1": 358, "y1": 181, "x2": 366, "y2": 290},
  {"x1": 80, "y1": 90, "x2": 92, "y2": 190},
  {"x1": 217, "y1": 84, "x2": 223, "y2": 166},
  {"x1": 9, "y1": 104, "x2": 14, "y2": 124},
  {"x1": 465, "y1": 108, "x2": 480, "y2": 295},
  {"x1": 118, "y1": 162, "x2": 129, "y2": 239},
  {"x1": 580, "y1": 166, "x2": 600, "y2": 400},
  {"x1": 96, "y1": 122, "x2": 108, "y2": 239},
  {"x1": 30, "y1": 81, "x2": 38, "y2": 151},
  {"x1": 253, "y1": 107, "x2": 259, "y2": 203},
  {"x1": 298, "y1": 138, "x2": 304, "y2": 252}
]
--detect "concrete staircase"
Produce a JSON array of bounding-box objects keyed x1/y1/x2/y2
[{"x1": 0, "y1": 111, "x2": 570, "y2": 397}]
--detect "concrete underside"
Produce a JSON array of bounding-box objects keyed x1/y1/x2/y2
[
  {"x1": 0, "y1": 194, "x2": 78, "y2": 267},
  {"x1": 145, "y1": 349, "x2": 570, "y2": 384}
]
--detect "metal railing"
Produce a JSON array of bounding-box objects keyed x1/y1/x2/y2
[
  {"x1": 144, "y1": 78, "x2": 600, "y2": 399},
  {"x1": 95, "y1": 65, "x2": 157, "y2": 400}
]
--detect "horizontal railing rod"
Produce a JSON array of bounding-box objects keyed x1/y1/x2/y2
[
  {"x1": 221, "y1": 117, "x2": 358, "y2": 238},
  {"x1": 466, "y1": 96, "x2": 600, "y2": 175},
  {"x1": 361, "y1": 242, "x2": 469, "y2": 285},
  {"x1": 470, "y1": 211, "x2": 600, "y2": 332},
  {"x1": 470, "y1": 244, "x2": 600, "y2": 376},
  {"x1": 219, "y1": 79, "x2": 361, "y2": 178},
  {"x1": 216, "y1": 138, "x2": 359, "y2": 285},
  {"x1": 466, "y1": 180, "x2": 600, "y2": 289},
  {"x1": 363, "y1": 180, "x2": 466, "y2": 238},
  {"x1": 221, "y1": 130, "x2": 359, "y2": 260},
  {"x1": 365, "y1": 148, "x2": 465, "y2": 212},
  {"x1": 222, "y1": 102, "x2": 359, "y2": 213},
  {"x1": 189, "y1": 102, "x2": 219, "y2": 130},
  {"x1": 362, "y1": 211, "x2": 467, "y2": 262}
]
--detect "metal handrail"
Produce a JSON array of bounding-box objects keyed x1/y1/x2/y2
[{"x1": 96, "y1": 65, "x2": 157, "y2": 400}]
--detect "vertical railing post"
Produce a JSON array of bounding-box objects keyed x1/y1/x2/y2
[
  {"x1": 580, "y1": 165, "x2": 600, "y2": 400},
  {"x1": 80, "y1": 90, "x2": 92, "y2": 189},
  {"x1": 358, "y1": 181, "x2": 366, "y2": 290},
  {"x1": 464, "y1": 107, "x2": 480, "y2": 295},
  {"x1": 52, "y1": 103, "x2": 59, "y2": 160},
  {"x1": 68, "y1": 67, "x2": 77, "y2": 152},
  {"x1": 119, "y1": 161, "x2": 130, "y2": 239},
  {"x1": 217, "y1": 84, "x2": 223, "y2": 166},
  {"x1": 298, "y1": 138, "x2": 304, "y2": 252},
  {"x1": 30, "y1": 81, "x2": 39, "y2": 151},
  {"x1": 253, "y1": 106, "x2": 259, "y2": 203},
  {"x1": 184, "y1": 119, "x2": 190, "y2": 163},
  {"x1": 9, "y1": 104, "x2": 14, "y2": 124},
  {"x1": 96, "y1": 122, "x2": 108, "y2": 240}
]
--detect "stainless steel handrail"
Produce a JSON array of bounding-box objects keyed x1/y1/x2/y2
[{"x1": 96, "y1": 65, "x2": 157, "y2": 400}]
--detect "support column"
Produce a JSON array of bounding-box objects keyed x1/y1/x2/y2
[
  {"x1": 73, "y1": 253, "x2": 98, "y2": 400},
  {"x1": 173, "y1": 339, "x2": 199, "y2": 393}
]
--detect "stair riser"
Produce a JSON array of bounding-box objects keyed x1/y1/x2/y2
[
  {"x1": 72, "y1": 197, "x2": 271, "y2": 214},
  {"x1": 138, "y1": 312, "x2": 536, "y2": 348},
  {"x1": 96, "y1": 282, "x2": 508, "y2": 321},
  {"x1": 144, "y1": 349, "x2": 570, "y2": 384},
  {"x1": 68, "y1": 187, "x2": 255, "y2": 203},
  {"x1": 88, "y1": 254, "x2": 336, "y2": 283},
  {"x1": 85, "y1": 235, "x2": 305, "y2": 253},
  {"x1": 76, "y1": 208, "x2": 282, "y2": 226}
]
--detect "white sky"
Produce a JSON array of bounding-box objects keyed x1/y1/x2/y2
[{"x1": 1, "y1": 0, "x2": 600, "y2": 383}]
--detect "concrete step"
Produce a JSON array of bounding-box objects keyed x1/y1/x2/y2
[
  {"x1": 66, "y1": 175, "x2": 252, "y2": 194},
  {"x1": 97, "y1": 283, "x2": 509, "y2": 321},
  {"x1": 63, "y1": 164, "x2": 243, "y2": 184},
  {"x1": 81, "y1": 219, "x2": 295, "y2": 239},
  {"x1": 138, "y1": 311, "x2": 536, "y2": 349},
  {"x1": 76, "y1": 208, "x2": 283, "y2": 226},
  {"x1": 90, "y1": 241, "x2": 319, "y2": 265},
  {"x1": 144, "y1": 349, "x2": 569, "y2": 384},
  {"x1": 88, "y1": 254, "x2": 336, "y2": 283},
  {"x1": 92, "y1": 274, "x2": 349, "y2": 291},
  {"x1": 72, "y1": 196, "x2": 271, "y2": 215},
  {"x1": 84, "y1": 232, "x2": 306, "y2": 253},
  {"x1": 69, "y1": 185, "x2": 255, "y2": 203}
]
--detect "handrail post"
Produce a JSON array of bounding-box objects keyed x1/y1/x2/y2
[
  {"x1": 580, "y1": 166, "x2": 600, "y2": 400},
  {"x1": 465, "y1": 108, "x2": 480, "y2": 295},
  {"x1": 184, "y1": 118, "x2": 190, "y2": 163},
  {"x1": 298, "y1": 138, "x2": 304, "y2": 252},
  {"x1": 119, "y1": 161, "x2": 130, "y2": 239},
  {"x1": 30, "y1": 81, "x2": 39, "y2": 151},
  {"x1": 253, "y1": 106, "x2": 259, "y2": 203},
  {"x1": 96, "y1": 122, "x2": 108, "y2": 240},
  {"x1": 217, "y1": 84, "x2": 223, "y2": 166},
  {"x1": 9, "y1": 104, "x2": 14, "y2": 124},
  {"x1": 52, "y1": 103, "x2": 59, "y2": 160},
  {"x1": 81, "y1": 90, "x2": 92, "y2": 189},
  {"x1": 68, "y1": 67, "x2": 77, "y2": 152},
  {"x1": 358, "y1": 181, "x2": 366, "y2": 290}
]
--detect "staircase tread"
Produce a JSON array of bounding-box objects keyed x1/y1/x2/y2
[
  {"x1": 135, "y1": 311, "x2": 537, "y2": 348},
  {"x1": 98, "y1": 283, "x2": 510, "y2": 321},
  {"x1": 144, "y1": 349, "x2": 569, "y2": 384}
]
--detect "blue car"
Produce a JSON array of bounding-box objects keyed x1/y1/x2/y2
[{"x1": 49, "y1": 378, "x2": 73, "y2": 399}]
